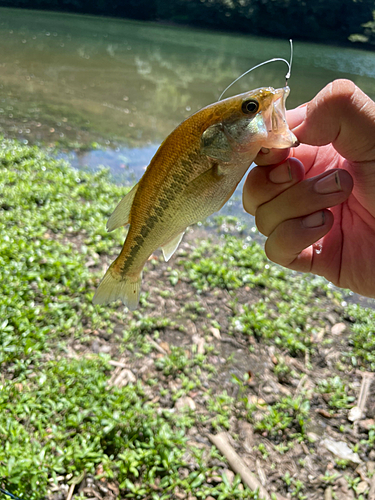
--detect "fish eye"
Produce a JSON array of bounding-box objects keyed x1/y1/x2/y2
[{"x1": 242, "y1": 99, "x2": 259, "y2": 114}]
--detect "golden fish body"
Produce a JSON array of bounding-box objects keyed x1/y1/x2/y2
[{"x1": 93, "y1": 86, "x2": 298, "y2": 309}]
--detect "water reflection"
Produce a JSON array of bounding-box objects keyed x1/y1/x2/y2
[
  {"x1": 2, "y1": 7, "x2": 375, "y2": 151},
  {"x1": 2, "y1": 8, "x2": 375, "y2": 308},
  {"x1": 60, "y1": 144, "x2": 160, "y2": 183},
  {"x1": 2, "y1": 7, "x2": 375, "y2": 220}
]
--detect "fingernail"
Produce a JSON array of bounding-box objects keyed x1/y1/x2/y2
[
  {"x1": 315, "y1": 171, "x2": 342, "y2": 194},
  {"x1": 261, "y1": 147, "x2": 270, "y2": 154},
  {"x1": 269, "y1": 161, "x2": 292, "y2": 184},
  {"x1": 302, "y1": 211, "x2": 325, "y2": 228}
]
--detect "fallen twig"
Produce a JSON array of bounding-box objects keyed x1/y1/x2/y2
[
  {"x1": 66, "y1": 484, "x2": 75, "y2": 500},
  {"x1": 369, "y1": 474, "x2": 375, "y2": 500},
  {"x1": 208, "y1": 432, "x2": 271, "y2": 500},
  {"x1": 255, "y1": 458, "x2": 267, "y2": 486},
  {"x1": 358, "y1": 372, "x2": 374, "y2": 412},
  {"x1": 221, "y1": 336, "x2": 245, "y2": 349},
  {"x1": 349, "y1": 371, "x2": 374, "y2": 423},
  {"x1": 145, "y1": 334, "x2": 168, "y2": 354},
  {"x1": 324, "y1": 486, "x2": 332, "y2": 500},
  {"x1": 295, "y1": 374, "x2": 308, "y2": 395},
  {"x1": 82, "y1": 488, "x2": 102, "y2": 500},
  {"x1": 108, "y1": 368, "x2": 136, "y2": 387},
  {"x1": 316, "y1": 408, "x2": 339, "y2": 418},
  {"x1": 285, "y1": 356, "x2": 310, "y2": 375},
  {"x1": 108, "y1": 359, "x2": 128, "y2": 368}
]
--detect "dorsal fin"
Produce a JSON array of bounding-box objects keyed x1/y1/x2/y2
[{"x1": 107, "y1": 183, "x2": 138, "y2": 232}]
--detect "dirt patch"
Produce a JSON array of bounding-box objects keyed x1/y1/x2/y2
[{"x1": 59, "y1": 227, "x2": 375, "y2": 500}]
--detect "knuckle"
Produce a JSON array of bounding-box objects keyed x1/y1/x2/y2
[
  {"x1": 243, "y1": 203, "x2": 256, "y2": 216},
  {"x1": 242, "y1": 184, "x2": 256, "y2": 216},
  {"x1": 317, "y1": 79, "x2": 358, "y2": 114},
  {"x1": 243, "y1": 168, "x2": 259, "y2": 199},
  {"x1": 254, "y1": 148, "x2": 289, "y2": 167},
  {"x1": 243, "y1": 196, "x2": 256, "y2": 216},
  {"x1": 242, "y1": 168, "x2": 266, "y2": 215},
  {"x1": 255, "y1": 208, "x2": 271, "y2": 237},
  {"x1": 264, "y1": 238, "x2": 280, "y2": 265}
]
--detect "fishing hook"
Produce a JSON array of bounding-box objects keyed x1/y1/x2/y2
[{"x1": 218, "y1": 39, "x2": 293, "y2": 101}]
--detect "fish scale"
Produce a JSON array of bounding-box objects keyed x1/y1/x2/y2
[{"x1": 93, "y1": 86, "x2": 298, "y2": 310}]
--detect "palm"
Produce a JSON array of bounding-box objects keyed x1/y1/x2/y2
[
  {"x1": 294, "y1": 142, "x2": 375, "y2": 297},
  {"x1": 248, "y1": 81, "x2": 375, "y2": 298}
]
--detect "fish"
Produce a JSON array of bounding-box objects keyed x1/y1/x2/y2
[{"x1": 93, "y1": 86, "x2": 298, "y2": 310}]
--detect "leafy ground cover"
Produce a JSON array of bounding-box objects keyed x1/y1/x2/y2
[{"x1": 1, "y1": 138, "x2": 375, "y2": 500}]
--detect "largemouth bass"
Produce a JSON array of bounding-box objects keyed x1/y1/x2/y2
[{"x1": 93, "y1": 86, "x2": 298, "y2": 310}]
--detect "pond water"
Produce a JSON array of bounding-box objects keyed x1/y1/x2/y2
[
  {"x1": 3, "y1": 7, "x2": 375, "y2": 306},
  {"x1": 2, "y1": 7, "x2": 375, "y2": 183}
]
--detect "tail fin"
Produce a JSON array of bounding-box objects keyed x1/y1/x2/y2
[{"x1": 93, "y1": 267, "x2": 142, "y2": 311}]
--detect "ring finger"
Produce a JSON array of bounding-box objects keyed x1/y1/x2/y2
[{"x1": 255, "y1": 168, "x2": 353, "y2": 236}]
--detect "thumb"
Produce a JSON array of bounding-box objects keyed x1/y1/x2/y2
[{"x1": 293, "y1": 79, "x2": 375, "y2": 163}]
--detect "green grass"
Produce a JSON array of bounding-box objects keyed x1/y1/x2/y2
[
  {"x1": 345, "y1": 304, "x2": 375, "y2": 370},
  {"x1": 2, "y1": 137, "x2": 375, "y2": 499},
  {"x1": 247, "y1": 395, "x2": 310, "y2": 441},
  {"x1": 1, "y1": 356, "x2": 183, "y2": 494},
  {"x1": 0, "y1": 140, "x2": 124, "y2": 369},
  {"x1": 317, "y1": 376, "x2": 355, "y2": 410},
  {"x1": 181, "y1": 235, "x2": 338, "y2": 356},
  {"x1": 0, "y1": 138, "x2": 264, "y2": 499}
]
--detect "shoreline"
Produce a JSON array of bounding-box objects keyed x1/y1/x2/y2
[{"x1": 1, "y1": 137, "x2": 375, "y2": 498}]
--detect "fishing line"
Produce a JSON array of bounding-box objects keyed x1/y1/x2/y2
[
  {"x1": 218, "y1": 39, "x2": 293, "y2": 101},
  {"x1": 0, "y1": 487, "x2": 28, "y2": 500}
]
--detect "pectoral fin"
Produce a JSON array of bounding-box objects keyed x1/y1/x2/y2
[
  {"x1": 210, "y1": 159, "x2": 225, "y2": 179},
  {"x1": 200, "y1": 123, "x2": 232, "y2": 162},
  {"x1": 180, "y1": 162, "x2": 240, "y2": 221},
  {"x1": 107, "y1": 183, "x2": 138, "y2": 232},
  {"x1": 161, "y1": 231, "x2": 185, "y2": 261}
]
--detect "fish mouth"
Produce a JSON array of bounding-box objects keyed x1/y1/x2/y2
[{"x1": 266, "y1": 87, "x2": 299, "y2": 149}]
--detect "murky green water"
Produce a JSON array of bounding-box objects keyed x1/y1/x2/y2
[
  {"x1": 2, "y1": 8, "x2": 375, "y2": 148},
  {"x1": 2, "y1": 7, "x2": 375, "y2": 188},
  {"x1": 3, "y1": 7, "x2": 375, "y2": 306}
]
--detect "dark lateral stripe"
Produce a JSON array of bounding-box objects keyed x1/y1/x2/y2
[{"x1": 120, "y1": 152, "x2": 200, "y2": 275}]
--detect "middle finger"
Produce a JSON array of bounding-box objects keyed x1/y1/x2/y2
[{"x1": 255, "y1": 168, "x2": 353, "y2": 236}]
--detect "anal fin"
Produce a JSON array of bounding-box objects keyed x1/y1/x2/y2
[
  {"x1": 161, "y1": 231, "x2": 185, "y2": 262},
  {"x1": 107, "y1": 183, "x2": 138, "y2": 232}
]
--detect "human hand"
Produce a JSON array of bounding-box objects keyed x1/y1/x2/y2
[{"x1": 243, "y1": 79, "x2": 375, "y2": 298}]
